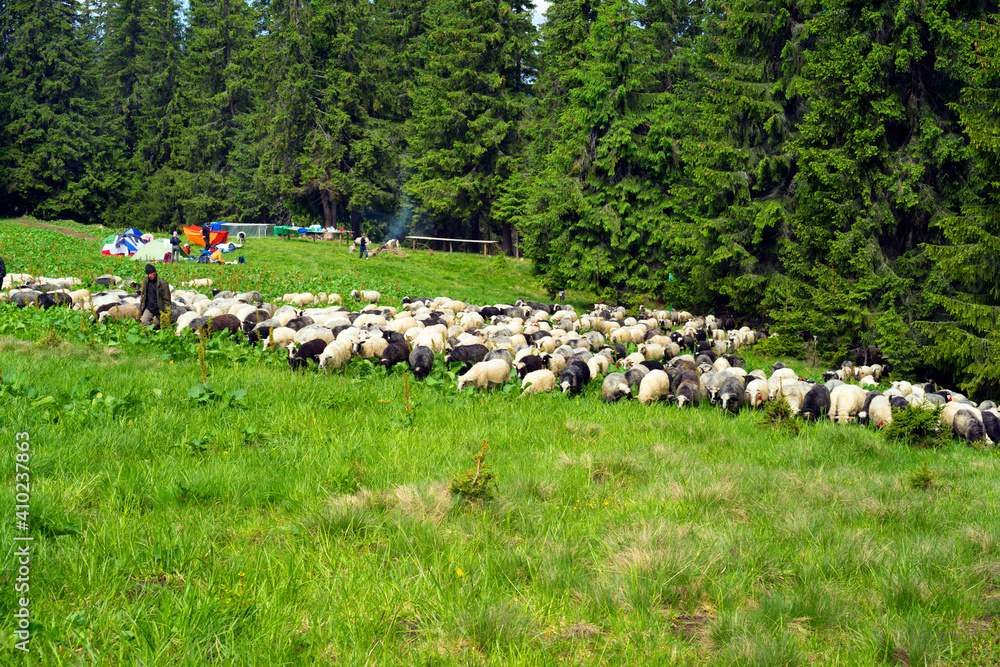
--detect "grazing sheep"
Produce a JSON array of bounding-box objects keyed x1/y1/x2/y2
[
  {"x1": 981, "y1": 410, "x2": 1000, "y2": 443},
  {"x1": 586, "y1": 354, "x2": 610, "y2": 380},
  {"x1": 865, "y1": 395, "x2": 893, "y2": 427},
  {"x1": 520, "y1": 369, "x2": 556, "y2": 396},
  {"x1": 860, "y1": 375, "x2": 877, "y2": 389},
  {"x1": 745, "y1": 379, "x2": 769, "y2": 408},
  {"x1": 484, "y1": 349, "x2": 514, "y2": 368},
  {"x1": 446, "y1": 344, "x2": 489, "y2": 366},
  {"x1": 355, "y1": 335, "x2": 389, "y2": 360},
  {"x1": 829, "y1": 384, "x2": 868, "y2": 424},
  {"x1": 97, "y1": 303, "x2": 140, "y2": 323},
  {"x1": 800, "y1": 385, "x2": 831, "y2": 420},
  {"x1": 716, "y1": 375, "x2": 746, "y2": 414},
  {"x1": 856, "y1": 391, "x2": 883, "y2": 423},
  {"x1": 516, "y1": 354, "x2": 544, "y2": 380},
  {"x1": 379, "y1": 341, "x2": 410, "y2": 369},
  {"x1": 601, "y1": 373, "x2": 631, "y2": 403},
  {"x1": 637, "y1": 370, "x2": 671, "y2": 405},
  {"x1": 263, "y1": 326, "x2": 296, "y2": 350},
  {"x1": 674, "y1": 379, "x2": 700, "y2": 408},
  {"x1": 940, "y1": 401, "x2": 981, "y2": 429},
  {"x1": 457, "y1": 359, "x2": 511, "y2": 391},
  {"x1": 288, "y1": 339, "x2": 327, "y2": 370},
  {"x1": 953, "y1": 409, "x2": 991, "y2": 445},
  {"x1": 408, "y1": 346, "x2": 435, "y2": 379},
  {"x1": 624, "y1": 365, "x2": 649, "y2": 389},
  {"x1": 351, "y1": 289, "x2": 381, "y2": 304},
  {"x1": 559, "y1": 360, "x2": 591, "y2": 395},
  {"x1": 774, "y1": 381, "x2": 809, "y2": 415},
  {"x1": 318, "y1": 340, "x2": 353, "y2": 371},
  {"x1": 699, "y1": 371, "x2": 725, "y2": 404}
]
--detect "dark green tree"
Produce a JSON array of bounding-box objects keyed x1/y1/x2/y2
[
  {"x1": 919, "y1": 15, "x2": 1000, "y2": 398},
  {"x1": 405, "y1": 0, "x2": 536, "y2": 249},
  {"x1": 0, "y1": 0, "x2": 107, "y2": 221}
]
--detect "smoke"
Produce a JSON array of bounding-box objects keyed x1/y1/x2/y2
[{"x1": 384, "y1": 195, "x2": 414, "y2": 243}]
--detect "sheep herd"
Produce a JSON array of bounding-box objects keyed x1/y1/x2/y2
[{"x1": 3, "y1": 272, "x2": 997, "y2": 447}]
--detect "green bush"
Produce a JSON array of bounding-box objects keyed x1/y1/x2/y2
[
  {"x1": 753, "y1": 334, "x2": 805, "y2": 359},
  {"x1": 883, "y1": 405, "x2": 946, "y2": 448}
]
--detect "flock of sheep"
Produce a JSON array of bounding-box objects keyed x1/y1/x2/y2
[{"x1": 2, "y1": 272, "x2": 997, "y2": 446}]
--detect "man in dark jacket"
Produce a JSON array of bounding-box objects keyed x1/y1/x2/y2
[
  {"x1": 0, "y1": 255, "x2": 6, "y2": 290},
  {"x1": 201, "y1": 223, "x2": 212, "y2": 249},
  {"x1": 139, "y1": 263, "x2": 172, "y2": 329}
]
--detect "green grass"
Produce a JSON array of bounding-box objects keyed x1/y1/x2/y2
[{"x1": 2, "y1": 219, "x2": 1000, "y2": 664}]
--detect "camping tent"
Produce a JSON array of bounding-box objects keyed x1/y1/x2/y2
[
  {"x1": 130, "y1": 239, "x2": 170, "y2": 263},
  {"x1": 183, "y1": 226, "x2": 229, "y2": 247},
  {"x1": 101, "y1": 229, "x2": 146, "y2": 256}
]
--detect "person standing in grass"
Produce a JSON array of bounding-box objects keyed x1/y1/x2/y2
[
  {"x1": 202, "y1": 222, "x2": 212, "y2": 249},
  {"x1": 0, "y1": 255, "x2": 6, "y2": 289},
  {"x1": 139, "y1": 263, "x2": 171, "y2": 329},
  {"x1": 169, "y1": 231, "x2": 181, "y2": 263},
  {"x1": 359, "y1": 233, "x2": 369, "y2": 259}
]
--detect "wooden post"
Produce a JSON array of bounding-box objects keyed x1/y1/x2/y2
[{"x1": 449, "y1": 241, "x2": 453, "y2": 253}]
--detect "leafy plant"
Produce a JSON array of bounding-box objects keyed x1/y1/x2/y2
[
  {"x1": 187, "y1": 383, "x2": 247, "y2": 408},
  {"x1": 883, "y1": 405, "x2": 946, "y2": 448},
  {"x1": 756, "y1": 397, "x2": 800, "y2": 435},
  {"x1": 908, "y1": 461, "x2": 937, "y2": 490},
  {"x1": 449, "y1": 440, "x2": 497, "y2": 502}
]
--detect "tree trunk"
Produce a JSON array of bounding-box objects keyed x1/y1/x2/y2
[
  {"x1": 351, "y1": 210, "x2": 361, "y2": 236},
  {"x1": 320, "y1": 191, "x2": 337, "y2": 228},
  {"x1": 501, "y1": 221, "x2": 512, "y2": 256}
]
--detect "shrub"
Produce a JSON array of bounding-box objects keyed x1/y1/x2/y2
[
  {"x1": 756, "y1": 397, "x2": 801, "y2": 435},
  {"x1": 753, "y1": 334, "x2": 805, "y2": 359},
  {"x1": 883, "y1": 405, "x2": 945, "y2": 448},
  {"x1": 449, "y1": 440, "x2": 497, "y2": 502}
]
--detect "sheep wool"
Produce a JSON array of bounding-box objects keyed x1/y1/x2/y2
[
  {"x1": 953, "y1": 409, "x2": 991, "y2": 445},
  {"x1": 828, "y1": 384, "x2": 868, "y2": 424},
  {"x1": 601, "y1": 373, "x2": 631, "y2": 403},
  {"x1": 637, "y1": 370, "x2": 671, "y2": 405},
  {"x1": 318, "y1": 340, "x2": 353, "y2": 371},
  {"x1": 457, "y1": 359, "x2": 511, "y2": 391},
  {"x1": 866, "y1": 395, "x2": 893, "y2": 428},
  {"x1": 745, "y1": 379, "x2": 769, "y2": 408},
  {"x1": 520, "y1": 369, "x2": 556, "y2": 396}
]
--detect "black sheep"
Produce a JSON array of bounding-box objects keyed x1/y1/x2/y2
[
  {"x1": 559, "y1": 360, "x2": 591, "y2": 395},
  {"x1": 695, "y1": 354, "x2": 716, "y2": 366},
  {"x1": 612, "y1": 343, "x2": 628, "y2": 360},
  {"x1": 670, "y1": 368, "x2": 700, "y2": 389},
  {"x1": 717, "y1": 375, "x2": 746, "y2": 414},
  {"x1": 638, "y1": 360, "x2": 664, "y2": 372},
  {"x1": 516, "y1": 355, "x2": 544, "y2": 379},
  {"x1": 772, "y1": 361, "x2": 787, "y2": 371},
  {"x1": 207, "y1": 314, "x2": 241, "y2": 336},
  {"x1": 479, "y1": 306, "x2": 501, "y2": 319},
  {"x1": 484, "y1": 349, "x2": 513, "y2": 368},
  {"x1": 674, "y1": 379, "x2": 700, "y2": 408},
  {"x1": 382, "y1": 330, "x2": 406, "y2": 346},
  {"x1": 288, "y1": 339, "x2": 327, "y2": 370},
  {"x1": 446, "y1": 344, "x2": 489, "y2": 365},
  {"x1": 643, "y1": 328, "x2": 663, "y2": 341},
  {"x1": 240, "y1": 309, "x2": 270, "y2": 332},
  {"x1": 800, "y1": 385, "x2": 831, "y2": 420},
  {"x1": 724, "y1": 354, "x2": 745, "y2": 367},
  {"x1": 246, "y1": 325, "x2": 273, "y2": 345},
  {"x1": 284, "y1": 316, "x2": 314, "y2": 332},
  {"x1": 408, "y1": 346, "x2": 435, "y2": 379},
  {"x1": 696, "y1": 340, "x2": 713, "y2": 354},
  {"x1": 379, "y1": 341, "x2": 409, "y2": 369},
  {"x1": 982, "y1": 411, "x2": 1000, "y2": 444},
  {"x1": 889, "y1": 396, "x2": 909, "y2": 410},
  {"x1": 953, "y1": 409, "x2": 989, "y2": 444}
]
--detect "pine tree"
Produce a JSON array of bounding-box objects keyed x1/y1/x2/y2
[
  {"x1": 918, "y1": 15, "x2": 1000, "y2": 397},
  {"x1": 0, "y1": 0, "x2": 107, "y2": 221},
  {"x1": 405, "y1": 0, "x2": 536, "y2": 245}
]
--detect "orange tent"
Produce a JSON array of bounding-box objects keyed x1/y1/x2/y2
[{"x1": 183, "y1": 226, "x2": 229, "y2": 247}]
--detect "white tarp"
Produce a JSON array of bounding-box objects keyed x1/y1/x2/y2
[{"x1": 221, "y1": 223, "x2": 274, "y2": 238}]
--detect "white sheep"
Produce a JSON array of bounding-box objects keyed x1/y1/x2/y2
[
  {"x1": 745, "y1": 379, "x2": 769, "y2": 408},
  {"x1": 263, "y1": 327, "x2": 296, "y2": 350},
  {"x1": 867, "y1": 395, "x2": 893, "y2": 427},
  {"x1": 318, "y1": 340, "x2": 353, "y2": 371},
  {"x1": 351, "y1": 290, "x2": 381, "y2": 304},
  {"x1": 829, "y1": 384, "x2": 868, "y2": 424},
  {"x1": 98, "y1": 303, "x2": 140, "y2": 323},
  {"x1": 520, "y1": 369, "x2": 556, "y2": 396},
  {"x1": 457, "y1": 359, "x2": 511, "y2": 391},
  {"x1": 637, "y1": 370, "x2": 671, "y2": 405}
]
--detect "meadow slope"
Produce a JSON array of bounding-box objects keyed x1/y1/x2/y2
[{"x1": 1, "y1": 219, "x2": 999, "y2": 665}]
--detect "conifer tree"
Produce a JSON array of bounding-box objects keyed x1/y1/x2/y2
[
  {"x1": 405, "y1": 0, "x2": 535, "y2": 244},
  {"x1": 0, "y1": 0, "x2": 106, "y2": 220}
]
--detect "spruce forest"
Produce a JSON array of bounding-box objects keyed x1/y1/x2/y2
[{"x1": 1, "y1": 0, "x2": 999, "y2": 397}]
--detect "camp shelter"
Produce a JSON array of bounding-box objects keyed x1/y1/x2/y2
[
  {"x1": 130, "y1": 239, "x2": 170, "y2": 262},
  {"x1": 101, "y1": 229, "x2": 145, "y2": 256},
  {"x1": 183, "y1": 226, "x2": 229, "y2": 247}
]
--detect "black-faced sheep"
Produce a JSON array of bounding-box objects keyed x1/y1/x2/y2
[
  {"x1": 624, "y1": 365, "x2": 649, "y2": 389},
  {"x1": 458, "y1": 359, "x2": 511, "y2": 391},
  {"x1": 379, "y1": 341, "x2": 410, "y2": 369},
  {"x1": 674, "y1": 379, "x2": 700, "y2": 408},
  {"x1": 409, "y1": 345, "x2": 434, "y2": 380},
  {"x1": 982, "y1": 410, "x2": 1000, "y2": 444},
  {"x1": 516, "y1": 354, "x2": 544, "y2": 379},
  {"x1": 288, "y1": 339, "x2": 327, "y2": 370},
  {"x1": 559, "y1": 360, "x2": 591, "y2": 395},
  {"x1": 716, "y1": 375, "x2": 746, "y2": 414},
  {"x1": 800, "y1": 385, "x2": 831, "y2": 420}
]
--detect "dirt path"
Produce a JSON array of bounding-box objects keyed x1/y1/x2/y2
[{"x1": 7, "y1": 217, "x2": 101, "y2": 241}]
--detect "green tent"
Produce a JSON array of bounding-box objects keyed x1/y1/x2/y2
[{"x1": 130, "y1": 240, "x2": 171, "y2": 262}]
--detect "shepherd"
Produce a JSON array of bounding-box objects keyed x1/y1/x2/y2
[
  {"x1": 139, "y1": 263, "x2": 172, "y2": 329},
  {"x1": 359, "y1": 233, "x2": 369, "y2": 260}
]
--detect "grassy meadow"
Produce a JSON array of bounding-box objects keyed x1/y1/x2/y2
[{"x1": 2, "y1": 218, "x2": 1000, "y2": 665}]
